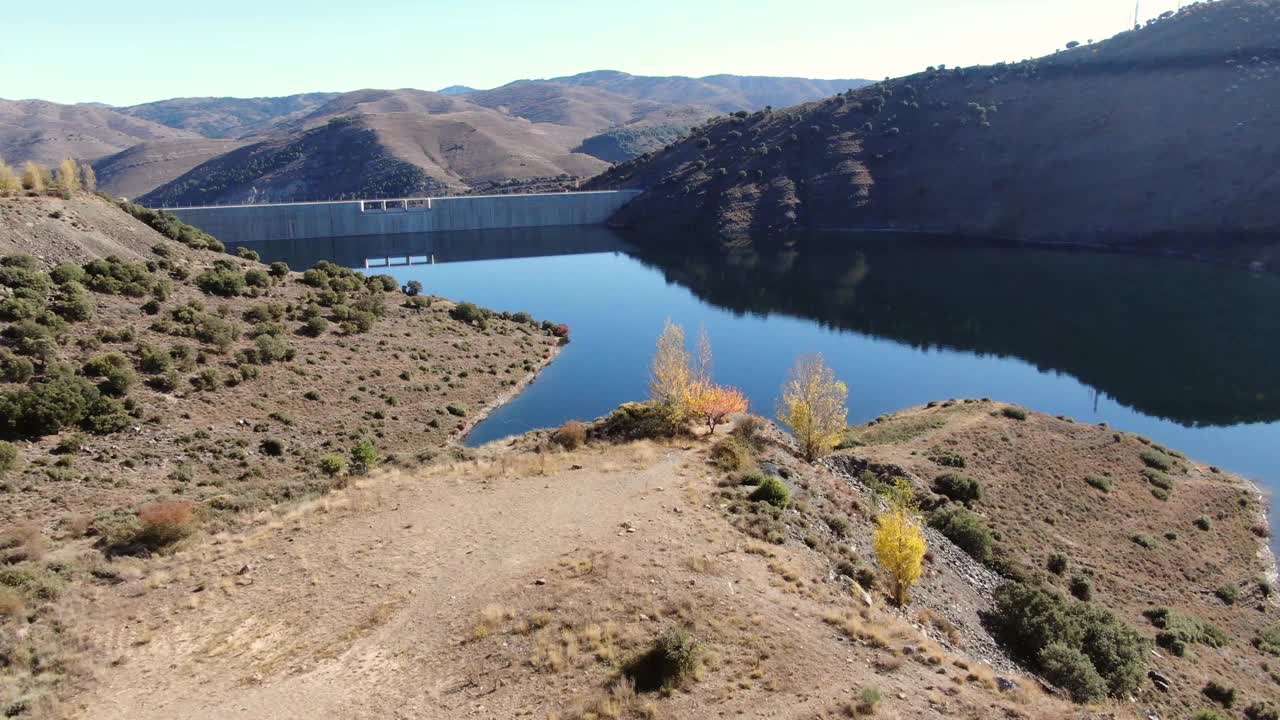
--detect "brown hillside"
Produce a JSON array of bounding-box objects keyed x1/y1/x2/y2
[
  {"x1": 548, "y1": 70, "x2": 874, "y2": 112},
  {"x1": 91, "y1": 138, "x2": 249, "y2": 199},
  {"x1": 589, "y1": 0, "x2": 1280, "y2": 263},
  {"x1": 117, "y1": 93, "x2": 340, "y2": 139},
  {"x1": 840, "y1": 401, "x2": 1278, "y2": 717},
  {"x1": 0, "y1": 100, "x2": 199, "y2": 167},
  {"x1": 138, "y1": 110, "x2": 607, "y2": 206}
]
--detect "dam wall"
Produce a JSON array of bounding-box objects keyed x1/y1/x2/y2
[{"x1": 162, "y1": 190, "x2": 641, "y2": 244}]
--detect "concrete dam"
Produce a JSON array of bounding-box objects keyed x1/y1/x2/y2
[{"x1": 161, "y1": 190, "x2": 642, "y2": 244}]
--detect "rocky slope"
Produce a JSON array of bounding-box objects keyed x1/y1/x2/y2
[{"x1": 589, "y1": 0, "x2": 1280, "y2": 264}]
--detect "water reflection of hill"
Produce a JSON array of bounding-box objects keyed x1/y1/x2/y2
[
  {"x1": 230, "y1": 225, "x2": 631, "y2": 270},
  {"x1": 627, "y1": 234, "x2": 1280, "y2": 428}
]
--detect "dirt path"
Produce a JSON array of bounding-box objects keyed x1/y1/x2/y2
[{"x1": 80, "y1": 446, "x2": 686, "y2": 719}]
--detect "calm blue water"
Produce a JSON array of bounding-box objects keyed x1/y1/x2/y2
[{"x1": 236, "y1": 227, "x2": 1280, "y2": 541}]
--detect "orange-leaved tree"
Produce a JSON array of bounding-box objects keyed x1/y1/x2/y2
[
  {"x1": 873, "y1": 481, "x2": 926, "y2": 607},
  {"x1": 776, "y1": 353, "x2": 848, "y2": 461},
  {"x1": 687, "y1": 382, "x2": 748, "y2": 434}
]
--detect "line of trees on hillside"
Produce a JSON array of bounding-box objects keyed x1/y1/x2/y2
[{"x1": 0, "y1": 157, "x2": 96, "y2": 198}]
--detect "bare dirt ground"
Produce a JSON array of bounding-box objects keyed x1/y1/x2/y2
[{"x1": 63, "y1": 431, "x2": 1088, "y2": 720}]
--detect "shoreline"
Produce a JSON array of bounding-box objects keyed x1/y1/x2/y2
[{"x1": 449, "y1": 340, "x2": 565, "y2": 448}]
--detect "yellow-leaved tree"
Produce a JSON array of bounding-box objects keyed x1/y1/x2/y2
[
  {"x1": 873, "y1": 479, "x2": 927, "y2": 607},
  {"x1": 776, "y1": 353, "x2": 848, "y2": 461},
  {"x1": 21, "y1": 162, "x2": 46, "y2": 193},
  {"x1": 55, "y1": 158, "x2": 81, "y2": 197},
  {"x1": 649, "y1": 319, "x2": 692, "y2": 411},
  {"x1": 0, "y1": 158, "x2": 20, "y2": 196}
]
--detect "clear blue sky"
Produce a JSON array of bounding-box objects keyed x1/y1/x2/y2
[{"x1": 3, "y1": 0, "x2": 1185, "y2": 106}]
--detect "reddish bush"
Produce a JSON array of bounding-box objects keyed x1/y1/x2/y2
[
  {"x1": 135, "y1": 500, "x2": 196, "y2": 549},
  {"x1": 552, "y1": 420, "x2": 587, "y2": 450},
  {"x1": 550, "y1": 323, "x2": 570, "y2": 344}
]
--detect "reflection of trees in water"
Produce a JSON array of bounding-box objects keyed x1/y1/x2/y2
[{"x1": 627, "y1": 234, "x2": 1280, "y2": 428}]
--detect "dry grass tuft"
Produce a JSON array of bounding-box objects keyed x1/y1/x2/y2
[{"x1": 471, "y1": 603, "x2": 515, "y2": 640}]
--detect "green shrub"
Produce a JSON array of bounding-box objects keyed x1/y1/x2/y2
[
  {"x1": 710, "y1": 436, "x2": 755, "y2": 473},
  {"x1": 929, "y1": 505, "x2": 994, "y2": 565},
  {"x1": 991, "y1": 582, "x2": 1146, "y2": 700},
  {"x1": 49, "y1": 262, "x2": 85, "y2": 286},
  {"x1": 268, "y1": 261, "x2": 289, "y2": 278},
  {"x1": 1195, "y1": 516, "x2": 1212, "y2": 531},
  {"x1": 1202, "y1": 681, "x2": 1236, "y2": 708},
  {"x1": 0, "y1": 349, "x2": 34, "y2": 383},
  {"x1": 1140, "y1": 449, "x2": 1173, "y2": 472},
  {"x1": 404, "y1": 280, "x2": 423, "y2": 296},
  {"x1": 1047, "y1": 553, "x2": 1069, "y2": 575},
  {"x1": 190, "y1": 368, "x2": 222, "y2": 392},
  {"x1": 50, "y1": 281, "x2": 94, "y2": 321},
  {"x1": 0, "y1": 441, "x2": 17, "y2": 477},
  {"x1": 1246, "y1": 701, "x2": 1280, "y2": 720},
  {"x1": 235, "y1": 247, "x2": 261, "y2": 262},
  {"x1": 1068, "y1": 574, "x2": 1093, "y2": 601},
  {"x1": 593, "y1": 402, "x2": 685, "y2": 442},
  {"x1": 195, "y1": 260, "x2": 246, "y2": 297},
  {"x1": 749, "y1": 476, "x2": 791, "y2": 509},
  {"x1": 259, "y1": 437, "x2": 285, "y2": 457},
  {"x1": 1143, "y1": 607, "x2": 1228, "y2": 656},
  {"x1": 82, "y1": 256, "x2": 168, "y2": 298},
  {"x1": 1038, "y1": 643, "x2": 1108, "y2": 703},
  {"x1": 450, "y1": 301, "x2": 488, "y2": 328},
  {"x1": 118, "y1": 202, "x2": 224, "y2": 251},
  {"x1": 244, "y1": 334, "x2": 294, "y2": 365},
  {"x1": 1256, "y1": 623, "x2": 1280, "y2": 655},
  {"x1": 81, "y1": 352, "x2": 136, "y2": 396},
  {"x1": 1143, "y1": 467, "x2": 1174, "y2": 491},
  {"x1": 623, "y1": 626, "x2": 702, "y2": 692},
  {"x1": 0, "y1": 374, "x2": 100, "y2": 438},
  {"x1": 1000, "y1": 406, "x2": 1028, "y2": 421},
  {"x1": 855, "y1": 686, "x2": 881, "y2": 714},
  {"x1": 1215, "y1": 584, "x2": 1240, "y2": 605},
  {"x1": 932, "y1": 473, "x2": 983, "y2": 505},
  {"x1": 244, "y1": 268, "x2": 270, "y2": 288},
  {"x1": 446, "y1": 404, "x2": 467, "y2": 417},
  {"x1": 83, "y1": 394, "x2": 129, "y2": 434},
  {"x1": 1131, "y1": 534, "x2": 1156, "y2": 549},
  {"x1": 318, "y1": 453, "x2": 348, "y2": 477},
  {"x1": 405, "y1": 296, "x2": 431, "y2": 311},
  {"x1": 301, "y1": 315, "x2": 328, "y2": 337},
  {"x1": 1085, "y1": 474, "x2": 1116, "y2": 489},
  {"x1": 925, "y1": 448, "x2": 966, "y2": 468},
  {"x1": 350, "y1": 439, "x2": 378, "y2": 474},
  {"x1": 1192, "y1": 710, "x2": 1226, "y2": 720},
  {"x1": 1150, "y1": 487, "x2": 1170, "y2": 501},
  {"x1": 367, "y1": 274, "x2": 398, "y2": 292}
]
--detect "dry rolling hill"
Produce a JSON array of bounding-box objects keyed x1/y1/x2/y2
[
  {"x1": 91, "y1": 138, "x2": 249, "y2": 200},
  {"x1": 590, "y1": 0, "x2": 1280, "y2": 265},
  {"x1": 116, "y1": 92, "x2": 341, "y2": 139},
  {"x1": 543, "y1": 70, "x2": 874, "y2": 111},
  {"x1": 139, "y1": 86, "x2": 713, "y2": 206},
  {"x1": 0, "y1": 100, "x2": 199, "y2": 168}
]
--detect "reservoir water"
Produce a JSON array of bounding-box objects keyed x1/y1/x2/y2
[{"x1": 234, "y1": 226, "x2": 1280, "y2": 542}]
